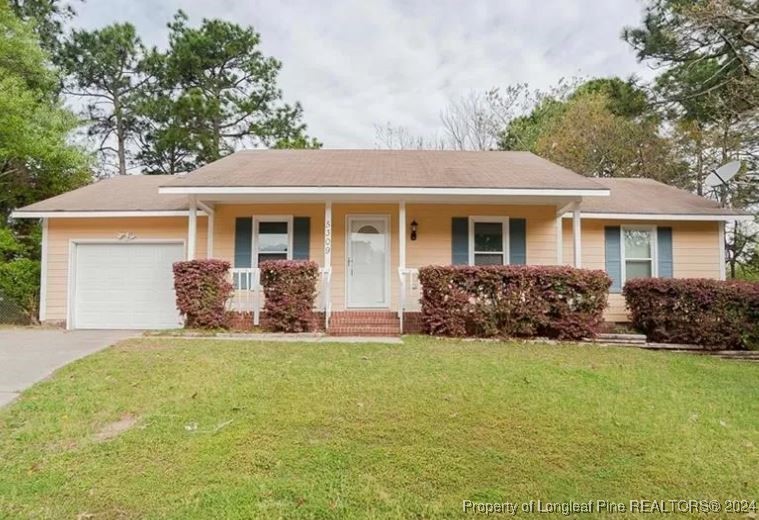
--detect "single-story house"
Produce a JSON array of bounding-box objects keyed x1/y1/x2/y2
[{"x1": 11, "y1": 150, "x2": 751, "y2": 333}]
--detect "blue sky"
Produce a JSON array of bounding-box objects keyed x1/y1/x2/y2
[{"x1": 73, "y1": 0, "x2": 655, "y2": 148}]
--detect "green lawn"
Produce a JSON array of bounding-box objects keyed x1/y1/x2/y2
[{"x1": 1, "y1": 337, "x2": 757, "y2": 519}]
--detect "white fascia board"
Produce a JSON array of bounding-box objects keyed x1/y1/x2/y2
[
  {"x1": 560, "y1": 212, "x2": 754, "y2": 222},
  {"x1": 10, "y1": 210, "x2": 207, "y2": 219},
  {"x1": 158, "y1": 186, "x2": 611, "y2": 197}
]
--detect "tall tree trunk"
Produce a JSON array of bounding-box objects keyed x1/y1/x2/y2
[
  {"x1": 116, "y1": 132, "x2": 127, "y2": 176},
  {"x1": 211, "y1": 83, "x2": 224, "y2": 161},
  {"x1": 169, "y1": 148, "x2": 176, "y2": 175},
  {"x1": 695, "y1": 126, "x2": 704, "y2": 196},
  {"x1": 720, "y1": 118, "x2": 731, "y2": 163},
  {"x1": 114, "y1": 96, "x2": 127, "y2": 175},
  {"x1": 212, "y1": 114, "x2": 221, "y2": 161}
]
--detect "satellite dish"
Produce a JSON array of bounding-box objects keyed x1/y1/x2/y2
[{"x1": 705, "y1": 160, "x2": 741, "y2": 188}]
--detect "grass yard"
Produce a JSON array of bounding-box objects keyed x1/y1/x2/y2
[{"x1": 0, "y1": 336, "x2": 757, "y2": 519}]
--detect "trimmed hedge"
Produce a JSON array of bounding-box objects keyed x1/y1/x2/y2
[
  {"x1": 173, "y1": 259, "x2": 233, "y2": 329},
  {"x1": 418, "y1": 265, "x2": 611, "y2": 340},
  {"x1": 624, "y1": 278, "x2": 759, "y2": 350},
  {"x1": 259, "y1": 260, "x2": 320, "y2": 332}
]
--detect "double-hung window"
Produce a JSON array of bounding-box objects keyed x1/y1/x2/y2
[
  {"x1": 621, "y1": 226, "x2": 657, "y2": 281},
  {"x1": 468, "y1": 217, "x2": 509, "y2": 266},
  {"x1": 254, "y1": 217, "x2": 293, "y2": 265}
]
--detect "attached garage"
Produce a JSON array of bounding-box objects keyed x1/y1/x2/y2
[{"x1": 70, "y1": 241, "x2": 185, "y2": 329}]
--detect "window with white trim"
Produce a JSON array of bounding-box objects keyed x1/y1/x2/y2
[
  {"x1": 621, "y1": 226, "x2": 657, "y2": 281},
  {"x1": 254, "y1": 217, "x2": 293, "y2": 265},
  {"x1": 469, "y1": 217, "x2": 509, "y2": 266}
]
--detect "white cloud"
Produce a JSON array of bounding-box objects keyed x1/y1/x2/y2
[{"x1": 72, "y1": 0, "x2": 653, "y2": 148}]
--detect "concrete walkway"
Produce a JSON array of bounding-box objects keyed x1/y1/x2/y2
[{"x1": 0, "y1": 329, "x2": 137, "y2": 407}]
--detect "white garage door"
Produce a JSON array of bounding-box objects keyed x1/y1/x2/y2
[{"x1": 72, "y1": 242, "x2": 185, "y2": 329}]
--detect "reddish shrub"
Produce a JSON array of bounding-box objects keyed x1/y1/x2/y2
[
  {"x1": 173, "y1": 259, "x2": 233, "y2": 329},
  {"x1": 418, "y1": 265, "x2": 611, "y2": 340},
  {"x1": 259, "y1": 260, "x2": 320, "y2": 332},
  {"x1": 624, "y1": 278, "x2": 759, "y2": 350},
  {"x1": 225, "y1": 311, "x2": 255, "y2": 331}
]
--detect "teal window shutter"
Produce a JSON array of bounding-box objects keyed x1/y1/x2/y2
[
  {"x1": 293, "y1": 217, "x2": 310, "y2": 260},
  {"x1": 657, "y1": 227, "x2": 673, "y2": 278},
  {"x1": 605, "y1": 226, "x2": 622, "y2": 293},
  {"x1": 509, "y1": 218, "x2": 526, "y2": 264},
  {"x1": 234, "y1": 217, "x2": 252, "y2": 290},
  {"x1": 234, "y1": 217, "x2": 252, "y2": 268},
  {"x1": 451, "y1": 217, "x2": 469, "y2": 265}
]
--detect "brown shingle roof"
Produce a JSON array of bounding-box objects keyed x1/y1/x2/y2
[
  {"x1": 578, "y1": 178, "x2": 749, "y2": 216},
  {"x1": 12, "y1": 156, "x2": 750, "y2": 220},
  {"x1": 161, "y1": 150, "x2": 608, "y2": 191},
  {"x1": 15, "y1": 175, "x2": 190, "y2": 213}
]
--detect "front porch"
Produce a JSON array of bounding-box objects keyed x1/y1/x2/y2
[
  {"x1": 227, "y1": 265, "x2": 418, "y2": 335},
  {"x1": 182, "y1": 197, "x2": 586, "y2": 333}
]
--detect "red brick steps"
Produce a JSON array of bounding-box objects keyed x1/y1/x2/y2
[{"x1": 328, "y1": 311, "x2": 400, "y2": 336}]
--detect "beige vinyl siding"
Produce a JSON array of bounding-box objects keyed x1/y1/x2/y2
[
  {"x1": 217, "y1": 203, "x2": 557, "y2": 311},
  {"x1": 562, "y1": 219, "x2": 721, "y2": 321},
  {"x1": 400, "y1": 204, "x2": 558, "y2": 312},
  {"x1": 212, "y1": 204, "x2": 326, "y2": 313},
  {"x1": 45, "y1": 217, "x2": 208, "y2": 323},
  {"x1": 190, "y1": 203, "x2": 395, "y2": 311},
  {"x1": 405, "y1": 204, "x2": 558, "y2": 268},
  {"x1": 213, "y1": 204, "x2": 325, "y2": 268},
  {"x1": 45, "y1": 206, "x2": 723, "y2": 326}
]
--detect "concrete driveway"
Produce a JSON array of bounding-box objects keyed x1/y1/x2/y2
[{"x1": 0, "y1": 329, "x2": 137, "y2": 407}]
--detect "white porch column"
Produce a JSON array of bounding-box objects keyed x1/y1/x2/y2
[
  {"x1": 399, "y1": 201, "x2": 406, "y2": 270},
  {"x1": 187, "y1": 195, "x2": 197, "y2": 260},
  {"x1": 197, "y1": 201, "x2": 214, "y2": 258},
  {"x1": 207, "y1": 210, "x2": 214, "y2": 258},
  {"x1": 556, "y1": 216, "x2": 563, "y2": 265},
  {"x1": 323, "y1": 201, "x2": 332, "y2": 326},
  {"x1": 572, "y1": 202, "x2": 581, "y2": 268},
  {"x1": 324, "y1": 201, "x2": 332, "y2": 269},
  {"x1": 398, "y1": 201, "x2": 406, "y2": 323},
  {"x1": 719, "y1": 221, "x2": 726, "y2": 280}
]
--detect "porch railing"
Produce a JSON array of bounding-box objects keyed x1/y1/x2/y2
[
  {"x1": 321, "y1": 267, "x2": 332, "y2": 329},
  {"x1": 229, "y1": 267, "x2": 262, "y2": 325},
  {"x1": 228, "y1": 266, "x2": 332, "y2": 328},
  {"x1": 398, "y1": 267, "x2": 420, "y2": 333}
]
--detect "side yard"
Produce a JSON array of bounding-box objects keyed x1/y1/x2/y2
[{"x1": 0, "y1": 336, "x2": 757, "y2": 519}]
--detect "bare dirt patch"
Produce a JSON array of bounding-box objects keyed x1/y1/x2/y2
[{"x1": 92, "y1": 414, "x2": 137, "y2": 442}]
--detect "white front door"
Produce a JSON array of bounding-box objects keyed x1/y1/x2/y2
[{"x1": 347, "y1": 217, "x2": 389, "y2": 307}]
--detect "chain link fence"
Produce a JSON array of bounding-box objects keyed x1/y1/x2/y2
[{"x1": 0, "y1": 290, "x2": 29, "y2": 325}]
